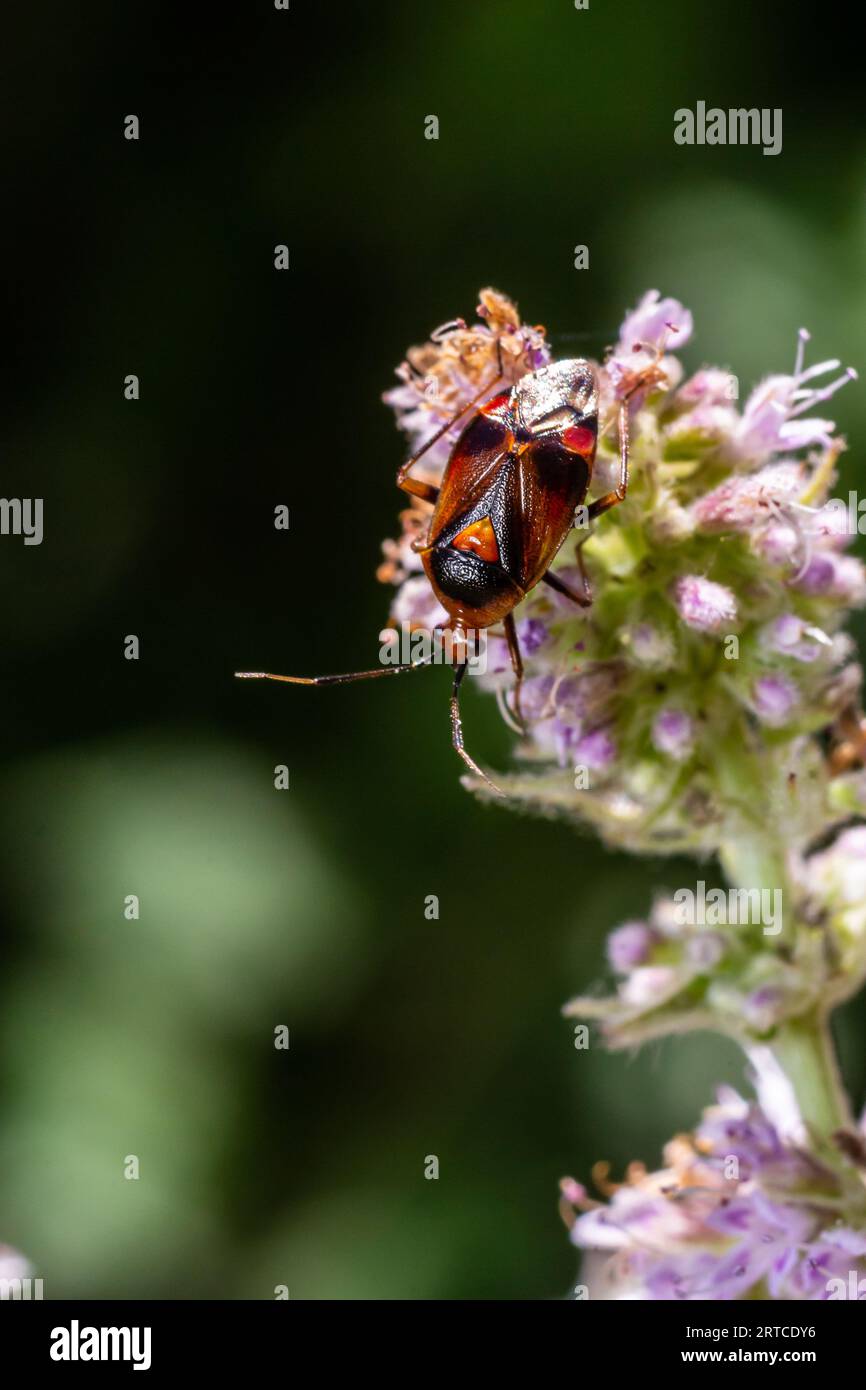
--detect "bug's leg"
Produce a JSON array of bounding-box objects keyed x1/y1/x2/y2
[
  {"x1": 502, "y1": 612, "x2": 526, "y2": 732},
  {"x1": 450, "y1": 661, "x2": 505, "y2": 796},
  {"x1": 396, "y1": 345, "x2": 507, "y2": 501},
  {"x1": 586, "y1": 398, "x2": 630, "y2": 522},
  {"x1": 235, "y1": 657, "x2": 434, "y2": 686},
  {"x1": 397, "y1": 475, "x2": 440, "y2": 504},
  {"x1": 574, "y1": 534, "x2": 593, "y2": 604},
  {"x1": 542, "y1": 540, "x2": 593, "y2": 609}
]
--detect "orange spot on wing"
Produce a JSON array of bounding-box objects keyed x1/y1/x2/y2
[
  {"x1": 480, "y1": 391, "x2": 511, "y2": 416},
  {"x1": 561, "y1": 425, "x2": 596, "y2": 456},
  {"x1": 451, "y1": 516, "x2": 500, "y2": 564}
]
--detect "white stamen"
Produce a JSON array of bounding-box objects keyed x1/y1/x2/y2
[
  {"x1": 788, "y1": 368, "x2": 856, "y2": 418},
  {"x1": 803, "y1": 625, "x2": 833, "y2": 647},
  {"x1": 793, "y1": 327, "x2": 810, "y2": 377},
  {"x1": 794, "y1": 357, "x2": 841, "y2": 385},
  {"x1": 766, "y1": 497, "x2": 812, "y2": 579}
]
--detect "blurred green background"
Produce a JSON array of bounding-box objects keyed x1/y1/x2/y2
[{"x1": 1, "y1": 0, "x2": 864, "y2": 1299}]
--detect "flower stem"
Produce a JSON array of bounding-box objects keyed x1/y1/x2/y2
[
  {"x1": 767, "y1": 1014, "x2": 852, "y2": 1138},
  {"x1": 720, "y1": 831, "x2": 853, "y2": 1139}
]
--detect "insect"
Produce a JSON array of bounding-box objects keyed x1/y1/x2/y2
[
  {"x1": 237, "y1": 335, "x2": 652, "y2": 794},
  {"x1": 829, "y1": 704, "x2": 866, "y2": 774}
]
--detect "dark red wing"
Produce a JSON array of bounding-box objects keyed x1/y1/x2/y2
[
  {"x1": 428, "y1": 411, "x2": 511, "y2": 548},
  {"x1": 512, "y1": 437, "x2": 591, "y2": 590}
]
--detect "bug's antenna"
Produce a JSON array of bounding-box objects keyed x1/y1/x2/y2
[
  {"x1": 238, "y1": 657, "x2": 506, "y2": 794},
  {"x1": 234, "y1": 657, "x2": 435, "y2": 686}
]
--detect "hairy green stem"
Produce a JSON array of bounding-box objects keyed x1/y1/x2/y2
[
  {"x1": 766, "y1": 1014, "x2": 852, "y2": 1137},
  {"x1": 720, "y1": 830, "x2": 853, "y2": 1139}
]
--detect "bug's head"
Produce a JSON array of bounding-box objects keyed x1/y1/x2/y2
[{"x1": 513, "y1": 359, "x2": 598, "y2": 439}]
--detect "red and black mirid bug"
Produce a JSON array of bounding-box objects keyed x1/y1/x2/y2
[{"x1": 237, "y1": 339, "x2": 648, "y2": 794}]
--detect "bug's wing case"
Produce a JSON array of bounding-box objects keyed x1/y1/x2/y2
[
  {"x1": 427, "y1": 360, "x2": 597, "y2": 595},
  {"x1": 512, "y1": 439, "x2": 591, "y2": 589},
  {"x1": 428, "y1": 410, "x2": 511, "y2": 547},
  {"x1": 510, "y1": 360, "x2": 597, "y2": 589}
]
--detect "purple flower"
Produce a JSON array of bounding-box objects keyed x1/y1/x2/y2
[
  {"x1": 516, "y1": 617, "x2": 549, "y2": 656},
  {"x1": 754, "y1": 520, "x2": 801, "y2": 567},
  {"x1": 652, "y1": 708, "x2": 695, "y2": 760},
  {"x1": 800, "y1": 826, "x2": 866, "y2": 908},
  {"x1": 383, "y1": 287, "x2": 553, "y2": 466},
  {"x1": 568, "y1": 1090, "x2": 856, "y2": 1301},
  {"x1": 812, "y1": 499, "x2": 854, "y2": 549},
  {"x1": 704, "y1": 1192, "x2": 816, "y2": 1296},
  {"x1": 691, "y1": 462, "x2": 804, "y2": 534},
  {"x1": 806, "y1": 554, "x2": 866, "y2": 605},
  {"x1": 619, "y1": 965, "x2": 682, "y2": 1008},
  {"x1": 387, "y1": 575, "x2": 450, "y2": 630},
  {"x1": 696, "y1": 1087, "x2": 785, "y2": 1171},
  {"x1": 573, "y1": 726, "x2": 617, "y2": 771},
  {"x1": 671, "y1": 575, "x2": 738, "y2": 634},
  {"x1": 625, "y1": 623, "x2": 677, "y2": 670},
  {"x1": 751, "y1": 674, "x2": 798, "y2": 726},
  {"x1": 602, "y1": 292, "x2": 690, "y2": 405},
  {"x1": 669, "y1": 368, "x2": 742, "y2": 443},
  {"x1": 552, "y1": 720, "x2": 582, "y2": 768},
  {"x1": 734, "y1": 329, "x2": 856, "y2": 461},
  {"x1": 799, "y1": 550, "x2": 866, "y2": 602},
  {"x1": 742, "y1": 985, "x2": 788, "y2": 1031},
  {"x1": 482, "y1": 636, "x2": 513, "y2": 676},
  {"x1": 793, "y1": 553, "x2": 837, "y2": 596},
  {"x1": 607, "y1": 920, "x2": 658, "y2": 974},
  {"x1": 685, "y1": 932, "x2": 726, "y2": 969},
  {"x1": 677, "y1": 368, "x2": 736, "y2": 406},
  {"x1": 518, "y1": 674, "x2": 556, "y2": 722},
  {"x1": 555, "y1": 665, "x2": 623, "y2": 722},
  {"x1": 759, "y1": 614, "x2": 825, "y2": 663},
  {"x1": 617, "y1": 290, "x2": 693, "y2": 354},
  {"x1": 784, "y1": 1228, "x2": 866, "y2": 1299}
]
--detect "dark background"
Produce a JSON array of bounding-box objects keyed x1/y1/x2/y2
[{"x1": 1, "y1": 0, "x2": 864, "y2": 1298}]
